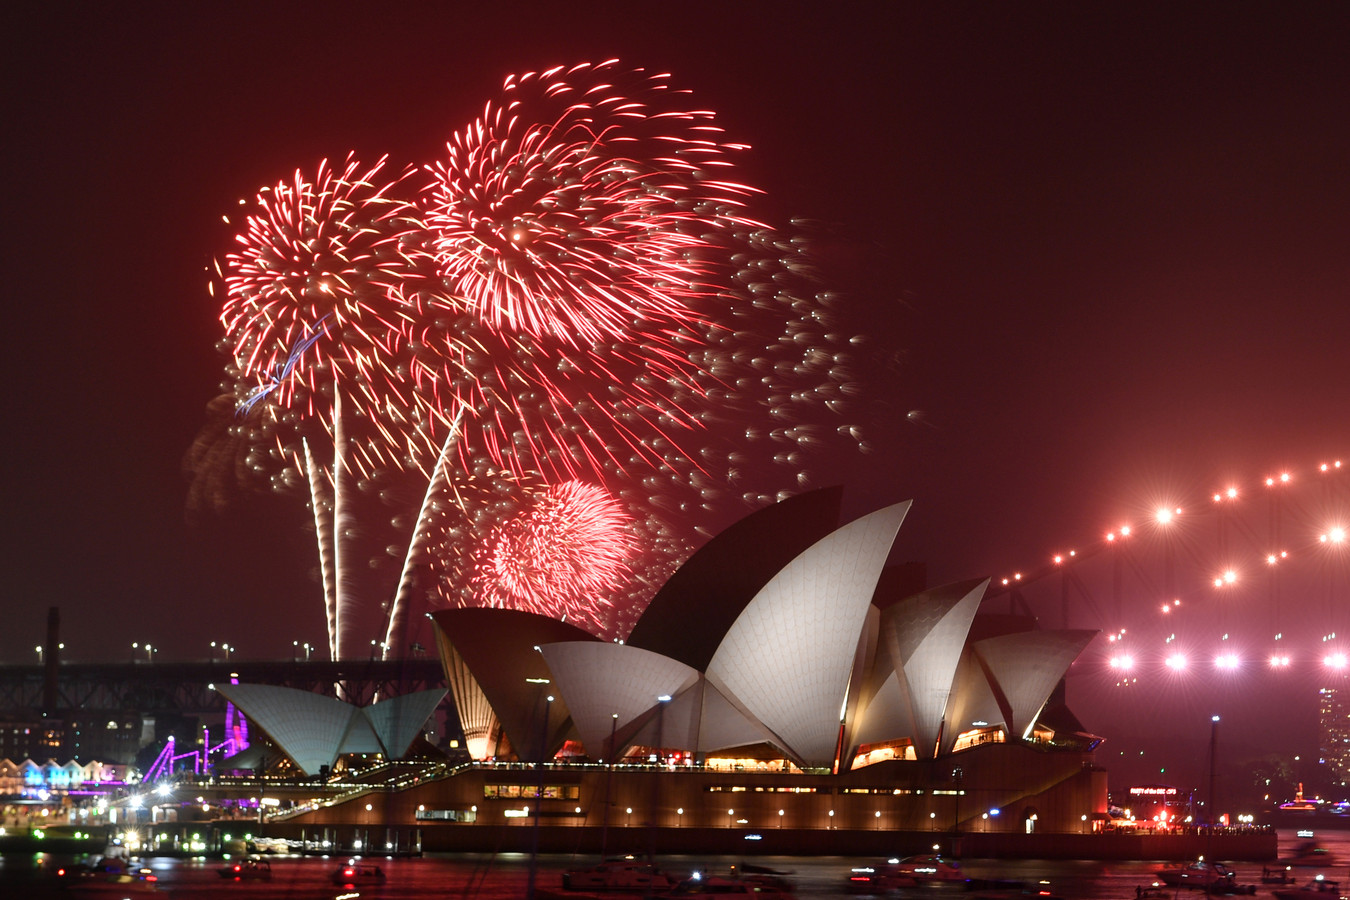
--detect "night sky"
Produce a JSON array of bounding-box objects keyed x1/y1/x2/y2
[{"x1": 6, "y1": 4, "x2": 1350, "y2": 790}]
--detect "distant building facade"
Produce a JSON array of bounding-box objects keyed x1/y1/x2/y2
[{"x1": 1319, "y1": 685, "x2": 1350, "y2": 784}]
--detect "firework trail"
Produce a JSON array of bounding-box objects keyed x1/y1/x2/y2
[
  {"x1": 303, "y1": 437, "x2": 339, "y2": 658},
  {"x1": 380, "y1": 410, "x2": 463, "y2": 659}
]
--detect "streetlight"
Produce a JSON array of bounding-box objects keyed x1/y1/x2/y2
[
  {"x1": 727, "y1": 808, "x2": 734, "y2": 828},
  {"x1": 952, "y1": 766, "x2": 964, "y2": 838},
  {"x1": 600, "y1": 713, "x2": 618, "y2": 860},
  {"x1": 35, "y1": 645, "x2": 42, "y2": 662},
  {"x1": 525, "y1": 678, "x2": 552, "y2": 900},
  {"x1": 1208, "y1": 716, "x2": 1221, "y2": 826}
]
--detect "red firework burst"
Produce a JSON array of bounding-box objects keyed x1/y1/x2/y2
[
  {"x1": 421, "y1": 60, "x2": 762, "y2": 347},
  {"x1": 219, "y1": 153, "x2": 418, "y2": 412},
  {"x1": 469, "y1": 480, "x2": 637, "y2": 629}
]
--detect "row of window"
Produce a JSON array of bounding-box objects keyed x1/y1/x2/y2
[
  {"x1": 481, "y1": 782, "x2": 958, "y2": 799},
  {"x1": 704, "y1": 785, "x2": 943, "y2": 795},
  {"x1": 482, "y1": 784, "x2": 581, "y2": 800}
]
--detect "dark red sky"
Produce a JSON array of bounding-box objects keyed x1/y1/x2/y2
[{"x1": 5, "y1": 2, "x2": 1350, "y2": 785}]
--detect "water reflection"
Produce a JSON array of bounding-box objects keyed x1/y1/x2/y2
[{"x1": 0, "y1": 828, "x2": 1342, "y2": 899}]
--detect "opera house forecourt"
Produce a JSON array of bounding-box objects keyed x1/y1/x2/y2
[{"x1": 219, "y1": 489, "x2": 1275, "y2": 858}]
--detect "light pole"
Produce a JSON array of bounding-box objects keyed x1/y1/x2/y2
[
  {"x1": 599, "y1": 713, "x2": 618, "y2": 860},
  {"x1": 525, "y1": 678, "x2": 551, "y2": 900},
  {"x1": 952, "y1": 766, "x2": 963, "y2": 838},
  {"x1": 1208, "y1": 715, "x2": 1221, "y2": 826},
  {"x1": 650, "y1": 694, "x2": 670, "y2": 841}
]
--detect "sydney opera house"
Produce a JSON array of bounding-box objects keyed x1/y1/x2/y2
[{"x1": 223, "y1": 488, "x2": 1109, "y2": 849}]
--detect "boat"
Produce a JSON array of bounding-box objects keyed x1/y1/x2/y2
[
  {"x1": 965, "y1": 878, "x2": 1065, "y2": 900},
  {"x1": 670, "y1": 872, "x2": 797, "y2": 897},
  {"x1": 733, "y1": 864, "x2": 794, "y2": 893},
  {"x1": 1283, "y1": 840, "x2": 1339, "y2": 868},
  {"x1": 848, "y1": 856, "x2": 965, "y2": 892},
  {"x1": 562, "y1": 857, "x2": 676, "y2": 892},
  {"x1": 218, "y1": 857, "x2": 272, "y2": 880},
  {"x1": 330, "y1": 859, "x2": 387, "y2": 885},
  {"x1": 891, "y1": 855, "x2": 964, "y2": 882},
  {"x1": 1156, "y1": 861, "x2": 1237, "y2": 890},
  {"x1": 64, "y1": 864, "x2": 162, "y2": 895},
  {"x1": 1280, "y1": 785, "x2": 1322, "y2": 816},
  {"x1": 1264, "y1": 866, "x2": 1298, "y2": 885},
  {"x1": 1274, "y1": 878, "x2": 1345, "y2": 900}
]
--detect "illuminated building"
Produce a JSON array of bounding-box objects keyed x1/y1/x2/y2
[
  {"x1": 1318, "y1": 686, "x2": 1350, "y2": 784},
  {"x1": 228, "y1": 491, "x2": 1108, "y2": 842},
  {"x1": 400, "y1": 493, "x2": 1106, "y2": 837}
]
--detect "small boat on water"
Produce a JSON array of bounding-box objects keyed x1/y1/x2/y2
[
  {"x1": 1265, "y1": 866, "x2": 1299, "y2": 885},
  {"x1": 966, "y1": 878, "x2": 1065, "y2": 900},
  {"x1": 561, "y1": 856, "x2": 676, "y2": 892},
  {"x1": 1283, "y1": 840, "x2": 1339, "y2": 868},
  {"x1": 670, "y1": 872, "x2": 797, "y2": 897},
  {"x1": 1157, "y1": 861, "x2": 1237, "y2": 890},
  {"x1": 1273, "y1": 876, "x2": 1344, "y2": 900},
  {"x1": 217, "y1": 857, "x2": 272, "y2": 880},
  {"x1": 63, "y1": 862, "x2": 162, "y2": 895},
  {"x1": 330, "y1": 859, "x2": 387, "y2": 886},
  {"x1": 846, "y1": 855, "x2": 964, "y2": 892}
]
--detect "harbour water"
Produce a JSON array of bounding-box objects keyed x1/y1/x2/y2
[{"x1": 0, "y1": 827, "x2": 1340, "y2": 898}]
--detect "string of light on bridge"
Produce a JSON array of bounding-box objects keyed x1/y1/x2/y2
[{"x1": 985, "y1": 458, "x2": 1349, "y2": 684}]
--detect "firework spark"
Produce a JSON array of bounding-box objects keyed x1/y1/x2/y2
[
  {"x1": 467, "y1": 480, "x2": 637, "y2": 630},
  {"x1": 422, "y1": 59, "x2": 760, "y2": 347}
]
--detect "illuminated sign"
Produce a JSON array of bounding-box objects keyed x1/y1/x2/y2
[{"x1": 1129, "y1": 786, "x2": 1178, "y2": 796}]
